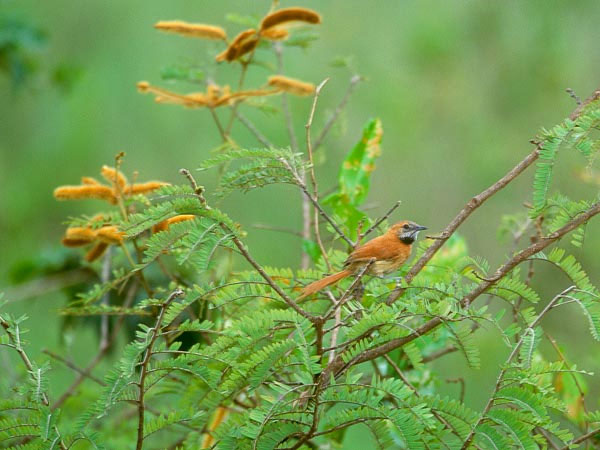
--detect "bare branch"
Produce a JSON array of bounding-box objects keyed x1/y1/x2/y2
[
  {"x1": 136, "y1": 289, "x2": 184, "y2": 450},
  {"x1": 279, "y1": 156, "x2": 354, "y2": 247},
  {"x1": 386, "y1": 142, "x2": 542, "y2": 305},
  {"x1": 359, "y1": 200, "x2": 401, "y2": 243},
  {"x1": 322, "y1": 200, "x2": 600, "y2": 385},
  {"x1": 306, "y1": 78, "x2": 332, "y2": 271},
  {"x1": 233, "y1": 109, "x2": 275, "y2": 148},
  {"x1": 461, "y1": 286, "x2": 576, "y2": 449},
  {"x1": 313, "y1": 74, "x2": 363, "y2": 152}
]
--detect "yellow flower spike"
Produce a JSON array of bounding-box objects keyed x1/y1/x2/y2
[
  {"x1": 65, "y1": 227, "x2": 97, "y2": 242},
  {"x1": 96, "y1": 226, "x2": 125, "y2": 245},
  {"x1": 260, "y1": 28, "x2": 289, "y2": 41},
  {"x1": 54, "y1": 185, "x2": 117, "y2": 204},
  {"x1": 61, "y1": 237, "x2": 93, "y2": 248},
  {"x1": 216, "y1": 29, "x2": 259, "y2": 63},
  {"x1": 85, "y1": 242, "x2": 109, "y2": 262},
  {"x1": 267, "y1": 75, "x2": 315, "y2": 96},
  {"x1": 137, "y1": 81, "x2": 208, "y2": 108},
  {"x1": 154, "y1": 21, "x2": 227, "y2": 41},
  {"x1": 259, "y1": 7, "x2": 321, "y2": 31},
  {"x1": 81, "y1": 177, "x2": 100, "y2": 185},
  {"x1": 125, "y1": 181, "x2": 170, "y2": 195},
  {"x1": 101, "y1": 165, "x2": 128, "y2": 189},
  {"x1": 152, "y1": 214, "x2": 196, "y2": 233}
]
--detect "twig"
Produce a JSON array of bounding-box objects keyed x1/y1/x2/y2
[
  {"x1": 313, "y1": 74, "x2": 363, "y2": 152},
  {"x1": 136, "y1": 289, "x2": 184, "y2": 450},
  {"x1": 274, "y1": 42, "x2": 307, "y2": 268},
  {"x1": 306, "y1": 78, "x2": 332, "y2": 271},
  {"x1": 319, "y1": 199, "x2": 600, "y2": 390},
  {"x1": 228, "y1": 232, "x2": 314, "y2": 321},
  {"x1": 358, "y1": 200, "x2": 401, "y2": 243},
  {"x1": 446, "y1": 377, "x2": 465, "y2": 403},
  {"x1": 233, "y1": 110, "x2": 275, "y2": 148},
  {"x1": 179, "y1": 168, "x2": 314, "y2": 321},
  {"x1": 279, "y1": 157, "x2": 354, "y2": 247},
  {"x1": 42, "y1": 349, "x2": 106, "y2": 386},
  {"x1": 52, "y1": 280, "x2": 138, "y2": 410},
  {"x1": 461, "y1": 286, "x2": 576, "y2": 449},
  {"x1": 325, "y1": 259, "x2": 375, "y2": 321},
  {"x1": 566, "y1": 88, "x2": 582, "y2": 106},
  {"x1": 0, "y1": 317, "x2": 50, "y2": 407},
  {"x1": 386, "y1": 142, "x2": 542, "y2": 305},
  {"x1": 328, "y1": 307, "x2": 342, "y2": 364},
  {"x1": 3, "y1": 269, "x2": 92, "y2": 302},
  {"x1": 384, "y1": 354, "x2": 463, "y2": 440},
  {"x1": 100, "y1": 246, "x2": 112, "y2": 351},
  {"x1": 386, "y1": 86, "x2": 600, "y2": 307},
  {"x1": 251, "y1": 223, "x2": 304, "y2": 237},
  {"x1": 562, "y1": 428, "x2": 600, "y2": 449}
]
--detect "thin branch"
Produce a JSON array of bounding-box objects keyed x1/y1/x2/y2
[
  {"x1": 233, "y1": 110, "x2": 275, "y2": 148},
  {"x1": 446, "y1": 378, "x2": 465, "y2": 403},
  {"x1": 359, "y1": 200, "x2": 401, "y2": 243},
  {"x1": 228, "y1": 232, "x2": 314, "y2": 321},
  {"x1": 52, "y1": 280, "x2": 138, "y2": 410},
  {"x1": 306, "y1": 78, "x2": 332, "y2": 271},
  {"x1": 0, "y1": 317, "x2": 50, "y2": 407},
  {"x1": 563, "y1": 428, "x2": 600, "y2": 449},
  {"x1": 461, "y1": 286, "x2": 576, "y2": 449},
  {"x1": 386, "y1": 86, "x2": 600, "y2": 307},
  {"x1": 100, "y1": 246, "x2": 112, "y2": 351},
  {"x1": 384, "y1": 354, "x2": 463, "y2": 440},
  {"x1": 279, "y1": 157, "x2": 354, "y2": 247},
  {"x1": 313, "y1": 74, "x2": 363, "y2": 152},
  {"x1": 386, "y1": 142, "x2": 542, "y2": 305},
  {"x1": 180, "y1": 168, "x2": 314, "y2": 321},
  {"x1": 321, "y1": 199, "x2": 600, "y2": 387},
  {"x1": 136, "y1": 288, "x2": 184, "y2": 450},
  {"x1": 324, "y1": 259, "x2": 375, "y2": 321},
  {"x1": 42, "y1": 349, "x2": 106, "y2": 386},
  {"x1": 274, "y1": 42, "x2": 307, "y2": 269}
]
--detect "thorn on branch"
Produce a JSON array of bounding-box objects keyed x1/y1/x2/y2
[{"x1": 566, "y1": 87, "x2": 582, "y2": 105}]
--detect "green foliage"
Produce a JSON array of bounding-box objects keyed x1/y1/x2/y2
[
  {"x1": 4, "y1": 3, "x2": 600, "y2": 449},
  {"x1": 530, "y1": 104, "x2": 600, "y2": 218},
  {"x1": 324, "y1": 118, "x2": 383, "y2": 238}
]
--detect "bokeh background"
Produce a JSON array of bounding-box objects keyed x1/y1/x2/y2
[{"x1": 2, "y1": 0, "x2": 600, "y2": 446}]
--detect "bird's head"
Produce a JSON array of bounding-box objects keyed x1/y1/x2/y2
[{"x1": 390, "y1": 221, "x2": 427, "y2": 244}]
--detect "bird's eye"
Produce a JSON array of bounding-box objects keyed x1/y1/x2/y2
[{"x1": 403, "y1": 224, "x2": 409, "y2": 230}]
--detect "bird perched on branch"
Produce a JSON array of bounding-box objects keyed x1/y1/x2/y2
[{"x1": 299, "y1": 221, "x2": 427, "y2": 299}]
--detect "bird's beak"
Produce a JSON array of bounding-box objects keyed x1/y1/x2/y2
[{"x1": 414, "y1": 224, "x2": 427, "y2": 231}]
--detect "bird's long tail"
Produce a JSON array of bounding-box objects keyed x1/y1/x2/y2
[{"x1": 299, "y1": 270, "x2": 352, "y2": 299}]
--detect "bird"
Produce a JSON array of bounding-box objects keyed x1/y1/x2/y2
[{"x1": 299, "y1": 220, "x2": 427, "y2": 299}]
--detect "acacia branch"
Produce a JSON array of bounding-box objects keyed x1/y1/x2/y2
[
  {"x1": 279, "y1": 157, "x2": 354, "y2": 247},
  {"x1": 313, "y1": 74, "x2": 363, "y2": 152},
  {"x1": 233, "y1": 110, "x2": 275, "y2": 148},
  {"x1": 306, "y1": 78, "x2": 332, "y2": 271},
  {"x1": 387, "y1": 86, "x2": 600, "y2": 307},
  {"x1": 386, "y1": 142, "x2": 542, "y2": 305},
  {"x1": 461, "y1": 286, "x2": 576, "y2": 449},
  {"x1": 136, "y1": 288, "x2": 184, "y2": 450},
  {"x1": 322, "y1": 199, "x2": 600, "y2": 383},
  {"x1": 180, "y1": 168, "x2": 314, "y2": 321}
]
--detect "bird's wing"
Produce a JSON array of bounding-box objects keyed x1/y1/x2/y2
[{"x1": 345, "y1": 234, "x2": 401, "y2": 265}]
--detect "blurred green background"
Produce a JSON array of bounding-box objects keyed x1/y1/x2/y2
[{"x1": 2, "y1": 0, "x2": 600, "y2": 445}]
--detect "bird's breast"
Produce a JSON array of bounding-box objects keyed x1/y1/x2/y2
[{"x1": 367, "y1": 254, "x2": 408, "y2": 277}]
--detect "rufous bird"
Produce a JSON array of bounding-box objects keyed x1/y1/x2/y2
[{"x1": 299, "y1": 221, "x2": 427, "y2": 299}]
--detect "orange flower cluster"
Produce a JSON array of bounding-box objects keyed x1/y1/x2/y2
[
  {"x1": 152, "y1": 214, "x2": 197, "y2": 233},
  {"x1": 137, "y1": 81, "x2": 279, "y2": 109},
  {"x1": 138, "y1": 7, "x2": 320, "y2": 109},
  {"x1": 54, "y1": 165, "x2": 170, "y2": 262},
  {"x1": 62, "y1": 218, "x2": 125, "y2": 262},
  {"x1": 54, "y1": 165, "x2": 168, "y2": 204}
]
